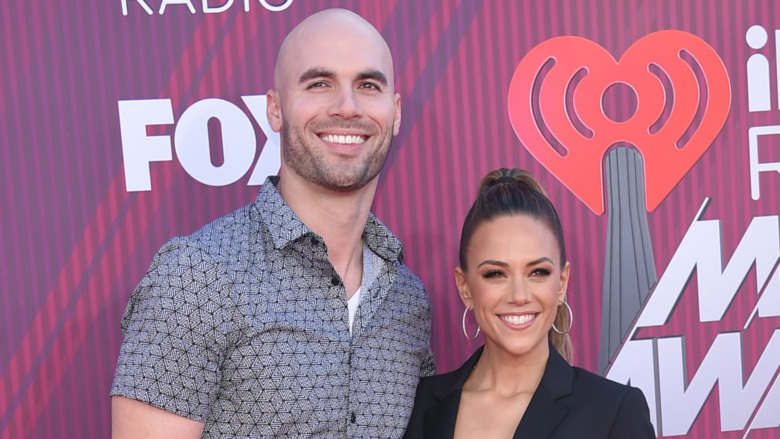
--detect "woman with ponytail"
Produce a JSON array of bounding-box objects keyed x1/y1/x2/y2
[{"x1": 404, "y1": 168, "x2": 654, "y2": 439}]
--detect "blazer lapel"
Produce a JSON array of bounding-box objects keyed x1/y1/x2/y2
[
  {"x1": 424, "y1": 347, "x2": 483, "y2": 439},
  {"x1": 423, "y1": 390, "x2": 461, "y2": 439},
  {"x1": 513, "y1": 346, "x2": 573, "y2": 438}
]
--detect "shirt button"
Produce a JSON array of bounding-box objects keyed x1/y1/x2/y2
[
  {"x1": 350, "y1": 413, "x2": 356, "y2": 424},
  {"x1": 331, "y1": 276, "x2": 341, "y2": 287}
]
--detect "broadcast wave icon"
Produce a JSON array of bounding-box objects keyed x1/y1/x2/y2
[{"x1": 507, "y1": 30, "x2": 731, "y2": 373}]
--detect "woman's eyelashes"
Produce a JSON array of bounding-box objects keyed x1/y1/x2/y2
[
  {"x1": 483, "y1": 269, "x2": 505, "y2": 279},
  {"x1": 530, "y1": 267, "x2": 552, "y2": 277},
  {"x1": 479, "y1": 266, "x2": 552, "y2": 280}
]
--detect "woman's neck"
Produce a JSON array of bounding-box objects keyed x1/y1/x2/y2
[{"x1": 466, "y1": 341, "x2": 550, "y2": 397}]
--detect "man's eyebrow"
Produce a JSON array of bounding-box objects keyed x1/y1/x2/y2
[
  {"x1": 297, "y1": 68, "x2": 390, "y2": 87},
  {"x1": 298, "y1": 68, "x2": 335, "y2": 84},
  {"x1": 356, "y1": 70, "x2": 388, "y2": 86}
]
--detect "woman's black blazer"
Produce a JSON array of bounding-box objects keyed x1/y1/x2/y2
[{"x1": 404, "y1": 345, "x2": 656, "y2": 438}]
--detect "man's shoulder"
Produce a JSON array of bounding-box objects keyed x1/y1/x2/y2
[
  {"x1": 393, "y1": 260, "x2": 425, "y2": 285},
  {"x1": 189, "y1": 202, "x2": 257, "y2": 243},
  {"x1": 178, "y1": 177, "x2": 285, "y2": 255},
  {"x1": 156, "y1": 201, "x2": 262, "y2": 265}
]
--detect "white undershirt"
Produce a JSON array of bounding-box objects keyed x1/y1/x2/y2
[
  {"x1": 347, "y1": 287, "x2": 361, "y2": 333},
  {"x1": 347, "y1": 244, "x2": 379, "y2": 334}
]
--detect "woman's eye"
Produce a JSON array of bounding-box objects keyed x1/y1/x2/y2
[
  {"x1": 531, "y1": 268, "x2": 551, "y2": 277},
  {"x1": 484, "y1": 270, "x2": 503, "y2": 278}
]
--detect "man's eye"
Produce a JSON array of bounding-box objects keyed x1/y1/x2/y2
[
  {"x1": 360, "y1": 82, "x2": 380, "y2": 91},
  {"x1": 307, "y1": 81, "x2": 327, "y2": 89}
]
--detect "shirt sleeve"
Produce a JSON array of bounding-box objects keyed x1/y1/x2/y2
[
  {"x1": 110, "y1": 238, "x2": 234, "y2": 422},
  {"x1": 420, "y1": 343, "x2": 436, "y2": 377},
  {"x1": 417, "y1": 283, "x2": 436, "y2": 378}
]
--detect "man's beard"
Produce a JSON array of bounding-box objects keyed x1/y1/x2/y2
[{"x1": 280, "y1": 120, "x2": 393, "y2": 193}]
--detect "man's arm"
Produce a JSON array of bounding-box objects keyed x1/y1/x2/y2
[
  {"x1": 111, "y1": 239, "x2": 231, "y2": 437},
  {"x1": 112, "y1": 396, "x2": 205, "y2": 439}
]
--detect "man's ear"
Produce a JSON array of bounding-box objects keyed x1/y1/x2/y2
[
  {"x1": 392, "y1": 92, "x2": 401, "y2": 136},
  {"x1": 455, "y1": 267, "x2": 472, "y2": 309},
  {"x1": 266, "y1": 89, "x2": 282, "y2": 133}
]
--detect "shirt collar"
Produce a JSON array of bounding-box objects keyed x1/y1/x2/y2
[{"x1": 253, "y1": 176, "x2": 404, "y2": 263}]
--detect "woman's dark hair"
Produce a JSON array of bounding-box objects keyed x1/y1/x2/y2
[{"x1": 458, "y1": 168, "x2": 572, "y2": 362}]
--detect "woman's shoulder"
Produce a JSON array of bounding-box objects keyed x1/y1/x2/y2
[
  {"x1": 569, "y1": 365, "x2": 641, "y2": 398},
  {"x1": 565, "y1": 364, "x2": 652, "y2": 423},
  {"x1": 415, "y1": 348, "x2": 483, "y2": 398},
  {"x1": 544, "y1": 347, "x2": 643, "y2": 403},
  {"x1": 416, "y1": 363, "x2": 467, "y2": 394},
  {"x1": 565, "y1": 366, "x2": 656, "y2": 436}
]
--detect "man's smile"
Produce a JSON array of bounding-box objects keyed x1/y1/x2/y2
[{"x1": 319, "y1": 133, "x2": 368, "y2": 144}]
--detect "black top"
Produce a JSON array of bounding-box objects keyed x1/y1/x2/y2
[{"x1": 404, "y1": 345, "x2": 655, "y2": 438}]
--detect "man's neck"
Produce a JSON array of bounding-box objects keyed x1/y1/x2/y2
[{"x1": 277, "y1": 174, "x2": 378, "y2": 296}]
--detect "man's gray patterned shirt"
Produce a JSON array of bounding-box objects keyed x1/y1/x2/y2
[{"x1": 111, "y1": 176, "x2": 435, "y2": 438}]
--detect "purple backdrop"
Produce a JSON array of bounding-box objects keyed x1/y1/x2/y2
[{"x1": 1, "y1": 1, "x2": 779, "y2": 437}]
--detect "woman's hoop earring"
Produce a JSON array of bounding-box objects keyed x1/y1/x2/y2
[
  {"x1": 552, "y1": 300, "x2": 573, "y2": 334},
  {"x1": 462, "y1": 307, "x2": 480, "y2": 340}
]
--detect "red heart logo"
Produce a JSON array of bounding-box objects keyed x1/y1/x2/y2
[{"x1": 508, "y1": 31, "x2": 731, "y2": 214}]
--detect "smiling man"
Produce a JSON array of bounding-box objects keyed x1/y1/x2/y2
[{"x1": 111, "y1": 8, "x2": 434, "y2": 438}]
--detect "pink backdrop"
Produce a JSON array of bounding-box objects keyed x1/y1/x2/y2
[{"x1": 2, "y1": 1, "x2": 779, "y2": 437}]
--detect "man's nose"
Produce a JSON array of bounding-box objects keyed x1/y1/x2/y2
[{"x1": 328, "y1": 87, "x2": 364, "y2": 119}]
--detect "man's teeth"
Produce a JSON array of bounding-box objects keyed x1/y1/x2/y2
[
  {"x1": 500, "y1": 314, "x2": 535, "y2": 325},
  {"x1": 320, "y1": 134, "x2": 365, "y2": 144}
]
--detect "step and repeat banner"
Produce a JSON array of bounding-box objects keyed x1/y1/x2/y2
[{"x1": 2, "y1": 0, "x2": 779, "y2": 437}]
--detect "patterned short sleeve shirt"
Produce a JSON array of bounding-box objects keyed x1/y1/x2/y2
[{"x1": 111, "y1": 176, "x2": 435, "y2": 438}]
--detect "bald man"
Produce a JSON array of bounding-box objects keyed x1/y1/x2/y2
[{"x1": 111, "y1": 8, "x2": 434, "y2": 438}]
